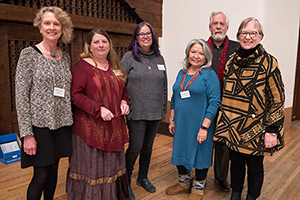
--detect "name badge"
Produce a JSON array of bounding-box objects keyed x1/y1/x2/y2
[
  {"x1": 180, "y1": 90, "x2": 190, "y2": 99},
  {"x1": 54, "y1": 87, "x2": 65, "y2": 97},
  {"x1": 113, "y1": 69, "x2": 122, "y2": 76},
  {"x1": 157, "y1": 64, "x2": 165, "y2": 70}
]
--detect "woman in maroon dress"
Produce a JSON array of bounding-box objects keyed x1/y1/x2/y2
[{"x1": 66, "y1": 29, "x2": 129, "y2": 200}]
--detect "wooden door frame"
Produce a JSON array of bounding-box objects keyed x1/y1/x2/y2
[{"x1": 292, "y1": 28, "x2": 300, "y2": 120}]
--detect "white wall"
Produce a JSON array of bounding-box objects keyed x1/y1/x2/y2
[{"x1": 160, "y1": 0, "x2": 300, "y2": 108}]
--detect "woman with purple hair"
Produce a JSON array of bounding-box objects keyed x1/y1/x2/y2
[{"x1": 121, "y1": 22, "x2": 167, "y2": 200}]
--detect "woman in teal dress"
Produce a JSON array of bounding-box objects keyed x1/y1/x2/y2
[{"x1": 166, "y1": 39, "x2": 220, "y2": 200}]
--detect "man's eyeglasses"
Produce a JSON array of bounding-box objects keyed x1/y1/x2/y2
[
  {"x1": 241, "y1": 31, "x2": 258, "y2": 38},
  {"x1": 137, "y1": 32, "x2": 152, "y2": 38}
]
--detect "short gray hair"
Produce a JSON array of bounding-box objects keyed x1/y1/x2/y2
[
  {"x1": 236, "y1": 17, "x2": 264, "y2": 40},
  {"x1": 183, "y1": 39, "x2": 212, "y2": 71},
  {"x1": 209, "y1": 11, "x2": 229, "y2": 26}
]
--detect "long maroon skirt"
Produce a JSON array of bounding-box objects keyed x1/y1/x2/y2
[{"x1": 66, "y1": 133, "x2": 129, "y2": 200}]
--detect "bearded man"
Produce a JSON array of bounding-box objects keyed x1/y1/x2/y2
[{"x1": 207, "y1": 11, "x2": 239, "y2": 192}]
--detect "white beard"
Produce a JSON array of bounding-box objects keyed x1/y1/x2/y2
[{"x1": 212, "y1": 33, "x2": 226, "y2": 42}]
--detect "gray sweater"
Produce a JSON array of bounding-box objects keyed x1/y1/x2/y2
[{"x1": 121, "y1": 50, "x2": 167, "y2": 121}]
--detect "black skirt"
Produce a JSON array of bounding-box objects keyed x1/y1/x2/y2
[{"x1": 21, "y1": 126, "x2": 72, "y2": 168}]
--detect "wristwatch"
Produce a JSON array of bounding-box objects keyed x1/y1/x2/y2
[{"x1": 201, "y1": 125, "x2": 208, "y2": 130}]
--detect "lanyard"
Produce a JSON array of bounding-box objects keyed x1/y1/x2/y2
[
  {"x1": 41, "y1": 45, "x2": 65, "y2": 89},
  {"x1": 180, "y1": 68, "x2": 201, "y2": 91}
]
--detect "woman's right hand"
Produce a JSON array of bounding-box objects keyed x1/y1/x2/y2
[
  {"x1": 169, "y1": 123, "x2": 175, "y2": 135},
  {"x1": 101, "y1": 106, "x2": 114, "y2": 121},
  {"x1": 23, "y1": 135, "x2": 37, "y2": 156}
]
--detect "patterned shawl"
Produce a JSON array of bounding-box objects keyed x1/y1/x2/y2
[{"x1": 214, "y1": 44, "x2": 285, "y2": 156}]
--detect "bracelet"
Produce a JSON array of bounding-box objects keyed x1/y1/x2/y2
[
  {"x1": 201, "y1": 125, "x2": 208, "y2": 130},
  {"x1": 169, "y1": 116, "x2": 175, "y2": 124}
]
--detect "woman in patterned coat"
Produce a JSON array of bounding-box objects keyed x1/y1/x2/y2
[{"x1": 214, "y1": 17, "x2": 285, "y2": 200}]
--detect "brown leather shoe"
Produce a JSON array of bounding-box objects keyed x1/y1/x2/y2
[
  {"x1": 187, "y1": 187, "x2": 203, "y2": 200},
  {"x1": 166, "y1": 183, "x2": 191, "y2": 195}
]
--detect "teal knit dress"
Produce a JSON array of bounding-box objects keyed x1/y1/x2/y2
[{"x1": 170, "y1": 68, "x2": 220, "y2": 170}]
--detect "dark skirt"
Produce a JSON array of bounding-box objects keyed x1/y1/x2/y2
[
  {"x1": 66, "y1": 133, "x2": 129, "y2": 200},
  {"x1": 21, "y1": 126, "x2": 72, "y2": 168}
]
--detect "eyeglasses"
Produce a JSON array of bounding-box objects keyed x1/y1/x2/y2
[
  {"x1": 137, "y1": 32, "x2": 152, "y2": 38},
  {"x1": 241, "y1": 31, "x2": 258, "y2": 38}
]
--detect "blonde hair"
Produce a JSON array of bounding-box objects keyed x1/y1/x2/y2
[
  {"x1": 80, "y1": 29, "x2": 127, "y2": 81},
  {"x1": 33, "y1": 6, "x2": 73, "y2": 44}
]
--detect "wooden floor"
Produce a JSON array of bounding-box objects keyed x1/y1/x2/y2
[{"x1": 1, "y1": 121, "x2": 300, "y2": 200}]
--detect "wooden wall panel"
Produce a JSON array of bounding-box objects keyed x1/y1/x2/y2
[
  {"x1": 292, "y1": 31, "x2": 300, "y2": 120},
  {"x1": 7, "y1": 23, "x2": 42, "y2": 41},
  {"x1": 0, "y1": 22, "x2": 13, "y2": 134},
  {"x1": 70, "y1": 30, "x2": 84, "y2": 66},
  {"x1": 0, "y1": 0, "x2": 163, "y2": 135},
  {"x1": 0, "y1": 3, "x2": 138, "y2": 35},
  {"x1": 125, "y1": 0, "x2": 162, "y2": 37},
  {"x1": 69, "y1": 14, "x2": 137, "y2": 35}
]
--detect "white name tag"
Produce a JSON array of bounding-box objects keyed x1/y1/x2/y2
[
  {"x1": 54, "y1": 87, "x2": 65, "y2": 97},
  {"x1": 180, "y1": 90, "x2": 190, "y2": 99},
  {"x1": 113, "y1": 69, "x2": 122, "y2": 76},
  {"x1": 157, "y1": 64, "x2": 165, "y2": 70}
]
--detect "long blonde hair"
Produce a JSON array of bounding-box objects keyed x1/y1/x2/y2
[{"x1": 81, "y1": 29, "x2": 127, "y2": 81}]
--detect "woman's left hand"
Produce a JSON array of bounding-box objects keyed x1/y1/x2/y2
[
  {"x1": 120, "y1": 100, "x2": 130, "y2": 115},
  {"x1": 197, "y1": 128, "x2": 207, "y2": 144},
  {"x1": 265, "y1": 132, "x2": 277, "y2": 148}
]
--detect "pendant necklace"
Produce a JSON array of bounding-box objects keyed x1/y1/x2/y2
[
  {"x1": 41, "y1": 43, "x2": 58, "y2": 58},
  {"x1": 40, "y1": 44, "x2": 66, "y2": 97},
  {"x1": 102, "y1": 63, "x2": 108, "y2": 69},
  {"x1": 97, "y1": 61, "x2": 108, "y2": 70}
]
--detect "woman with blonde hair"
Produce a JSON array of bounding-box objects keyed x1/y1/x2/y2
[
  {"x1": 15, "y1": 6, "x2": 73, "y2": 200},
  {"x1": 66, "y1": 29, "x2": 129, "y2": 200}
]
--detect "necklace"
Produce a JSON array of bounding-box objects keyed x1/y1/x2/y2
[
  {"x1": 180, "y1": 68, "x2": 201, "y2": 91},
  {"x1": 102, "y1": 63, "x2": 108, "y2": 69},
  {"x1": 40, "y1": 43, "x2": 58, "y2": 58},
  {"x1": 40, "y1": 44, "x2": 66, "y2": 97},
  {"x1": 96, "y1": 61, "x2": 108, "y2": 70}
]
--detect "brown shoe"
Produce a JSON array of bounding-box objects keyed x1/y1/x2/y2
[
  {"x1": 187, "y1": 187, "x2": 203, "y2": 200},
  {"x1": 166, "y1": 183, "x2": 191, "y2": 195}
]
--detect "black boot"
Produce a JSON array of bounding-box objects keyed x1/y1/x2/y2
[
  {"x1": 246, "y1": 194, "x2": 255, "y2": 200},
  {"x1": 128, "y1": 185, "x2": 135, "y2": 200},
  {"x1": 230, "y1": 190, "x2": 241, "y2": 200}
]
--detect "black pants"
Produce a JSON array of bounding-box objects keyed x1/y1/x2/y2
[
  {"x1": 229, "y1": 149, "x2": 264, "y2": 199},
  {"x1": 214, "y1": 141, "x2": 230, "y2": 182},
  {"x1": 125, "y1": 120, "x2": 160, "y2": 184}
]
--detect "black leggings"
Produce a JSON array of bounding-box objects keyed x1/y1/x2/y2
[
  {"x1": 27, "y1": 159, "x2": 60, "y2": 200},
  {"x1": 229, "y1": 149, "x2": 264, "y2": 199},
  {"x1": 177, "y1": 165, "x2": 208, "y2": 181}
]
